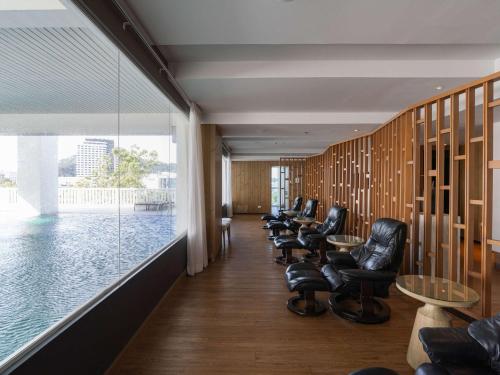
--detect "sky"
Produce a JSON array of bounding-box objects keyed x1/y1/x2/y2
[{"x1": 0, "y1": 135, "x2": 177, "y2": 174}]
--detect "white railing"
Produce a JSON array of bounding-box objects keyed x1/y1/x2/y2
[
  {"x1": 0, "y1": 187, "x2": 17, "y2": 204},
  {"x1": 0, "y1": 188, "x2": 176, "y2": 207}
]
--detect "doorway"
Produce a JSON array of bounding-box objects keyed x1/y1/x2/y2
[{"x1": 271, "y1": 165, "x2": 289, "y2": 215}]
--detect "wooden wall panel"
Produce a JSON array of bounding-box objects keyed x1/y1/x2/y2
[
  {"x1": 303, "y1": 71, "x2": 500, "y2": 318},
  {"x1": 231, "y1": 161, "x2": 275, "y2": 214}
]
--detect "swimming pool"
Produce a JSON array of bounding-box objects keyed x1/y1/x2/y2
[{"x1": 0, "y1": 211, "x2": 177, "y2": 363}]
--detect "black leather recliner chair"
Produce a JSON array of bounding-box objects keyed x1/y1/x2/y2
[
  {"x1": 416, "y1": 313, "x2": 500, "y2": 374},
  {"x1": 261, "y1": 196, "x2": 303, "y2": 223},
  {"x1": 265, "y1": 199, "x2": 318, "y2": 240},
  {"x1": 349, "y1": 313, "x2": 500, "y2": 375},
  {"x1": 284, "y1": 218, "x2": 407, "y2": 321},
  {"x1": 273, "y1": 205, "x2": 347, "y2": 265}
]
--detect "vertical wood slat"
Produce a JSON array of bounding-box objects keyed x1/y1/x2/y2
[
  {"x1": 464, "y1": 88, "x2": 474, "y2": 289},
  {"x1": 482, "y1": 81, "x2": 493, "y2": 317},
  {"x1": 435, "y1": 99, "x2": 444, "y2": 277},
  {"x1": 412, "y1": 109, "x2": 421, "y2": 274},
  {"x1": 449, "y1": 93, "x2": 459, "y2": 282},
  {"x1": 423, "y1": 104, "x2": 433, "y2": 274}
]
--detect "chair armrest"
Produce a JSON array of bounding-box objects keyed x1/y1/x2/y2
[
  {"x1": 418, "y1": 327, "x2": 490, "y2": 367},
  {"x1": 338, "y1": 269, "x2": 396, "y2": 282},
  {"x1": 326, "y1": 251, "x2": 357, "y2": 267},
  {"x1": 299, "y1": 227, "x2": 320, "y2": 236},
  {"x1": 306, "y1": 233, "x2": 326, "y2": 240}
]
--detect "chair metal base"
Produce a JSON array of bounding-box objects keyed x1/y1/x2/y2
[
  {"x1": 329, "y1": 293, "x2": 391, "y2": 324},
  {"x1": 287, "y1": 291, "x2": 326, "y2": 316}
]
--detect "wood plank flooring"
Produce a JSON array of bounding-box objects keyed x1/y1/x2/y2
[{"x1": 108, "y1": 215, "x2": 435, "y2": 375}]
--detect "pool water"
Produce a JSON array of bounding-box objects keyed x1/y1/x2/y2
[{"x1": 0, "y1": 211, "x2": 176, "y2": 363}]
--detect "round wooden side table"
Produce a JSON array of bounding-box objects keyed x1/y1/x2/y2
[
  {"x1": 283, "y1": 210, "x2": 299, "y2": 218},
  {"x1": 396, "y1": 275, "x2": 479, "y2": 369},
  {"x1": 293, "y1": 216, "x2": 315, "y2": 230},
  {"x1": 326, "y1": 234, "x2": 364, "y2": 252}
]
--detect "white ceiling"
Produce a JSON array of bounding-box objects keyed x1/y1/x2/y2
[
  {"x1": 124, "y1": 0, "x2": 500, "y2": 45},
  {"x1": 0, "y1": 9, "x2": 173, "y2": 114},
  {"x1": 125, "y1": 0, "x2": 500, "y2": 159}
]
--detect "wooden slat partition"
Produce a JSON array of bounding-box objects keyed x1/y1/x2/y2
[
  {"x1": 305, "y1": 137, "x2": 372, "y2": 238},
  {"x1": 303, "y1": 71, "x2": 500, "y2": 317}
]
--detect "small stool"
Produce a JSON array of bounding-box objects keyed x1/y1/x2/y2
[
  {"x1": 274, "y1": 235, "x2": 301, "y2": 265},
  {"x1": 221, "y1": 218, "x2": 232, "y2": 252}
]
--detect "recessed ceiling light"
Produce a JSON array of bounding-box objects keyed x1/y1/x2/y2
[
  {"x1": 354, "y1": 129, "x2": 360, "y2": 132},
  {"x1": 435, "y1": 85, "x2": 443, "y2": 91}
]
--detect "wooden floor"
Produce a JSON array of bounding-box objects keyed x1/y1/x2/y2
[{"x1": 109, "y1": 215, "x2": 434, "y2": 375}]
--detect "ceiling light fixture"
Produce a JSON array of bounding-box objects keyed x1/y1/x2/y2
[
  {"x1": 354, "y1": 129, "x2": 360, "y2": 132},
  {"x1": 435, "y1": 85, "x2": 443, "y2": 91}
]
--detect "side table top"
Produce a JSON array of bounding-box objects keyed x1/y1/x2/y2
[
  {"x1": 396, "y1": 275, "x2": 479, "y2": 308},
  {"x1": 326, "y1": 235, "x2": 364, "y2": 247},
  {"x1": 293, "y1": 216, "x2": 315, "y2": 225}
]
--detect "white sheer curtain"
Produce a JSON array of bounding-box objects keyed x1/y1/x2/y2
[
  {"x1": 187, "y1": 103, "x2": 208, "y2": 275},
  {"x1": 226, "y1": 154, "x2": 233, "y2": 217}
]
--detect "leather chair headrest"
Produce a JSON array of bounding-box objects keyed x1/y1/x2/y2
[
  {"x1": 369, "y1": 218, "x2": 407, "y2": 247},
  {"x1": 291, "y1": 196, "x2": 303, "y2": 211}
]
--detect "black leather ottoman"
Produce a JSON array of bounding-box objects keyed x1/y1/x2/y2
[
  {"x1": 284, "y1": 262, "x2": 330, "y2": 316},
  {"x1": 274, "y1": 235, "x2": 301, "y2": 265},
  {"x1": 264, "y1": 220, "x2": 288, "y2": 240}
]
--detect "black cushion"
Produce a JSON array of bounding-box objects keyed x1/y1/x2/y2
[
  {"x1": 468, "y1": 313, "x2": 500, "y2": 372},
  {"x1": 266, "y1": 220, "x2": 287, "y2": 230},
  {"x1": 261, "y1": 214, "x2": 279, "y2": 221},
  {"x1": 419, "y1": 327, "x2": 490, "y2": 367},
  {"x1": 284, "y1": 262, "x2": 329, "y2": 292},
  {"x1": 286, "y1": 262, "x2": 317, "y2": 273},
  {"x1": 274, "y1": 235, "x2": 301, "y2": 249}
]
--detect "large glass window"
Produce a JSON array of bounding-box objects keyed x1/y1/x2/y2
[{"x1": 0, "y1": 0, "x2": 187, "y2": 366}]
